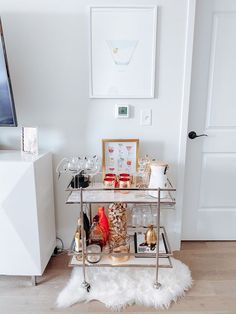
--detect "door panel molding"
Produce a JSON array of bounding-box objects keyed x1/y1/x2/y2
[{"x1": 206, "y1": 12, "x2": 236, "y2": 129}]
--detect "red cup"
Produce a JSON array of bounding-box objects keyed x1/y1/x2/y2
[
  {"x1": 104, "y1": 177, "x2": 116, "y2": 188},
  {"x1": 119, "y1": 173, "x2": 130, "y2": 177},
  {"x1": 105, "y1": 173, "x2": 116, "y2": 178},
  {"x1": 119, "y1": 178, "x2": 131, "y2": 192}
]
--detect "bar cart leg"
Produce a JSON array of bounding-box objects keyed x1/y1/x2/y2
[
  {"x1": 154, "y1": 188, "x2": 161, "y2": 289},
  {"x1": 80, "y1": 188, "x2": 91, "y2": 292}
]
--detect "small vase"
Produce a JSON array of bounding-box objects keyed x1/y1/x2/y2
[{"x1": 98, "y1": 207, "x2": 109, "y2": 243}]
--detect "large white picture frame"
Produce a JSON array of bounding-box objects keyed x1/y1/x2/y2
[{"x1": 89, "y1": 6, "x2": 157, "y2": 98}]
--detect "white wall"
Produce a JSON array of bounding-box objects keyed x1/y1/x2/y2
[{"x1": 0, "y1": 0, "x2": 189, "y2": 250}]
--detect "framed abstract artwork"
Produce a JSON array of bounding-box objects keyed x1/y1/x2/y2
[
  {"x1": 90, "y1": 6, "x2": 157, "y2": 98},
  {"x1": 102, "y1": 139, "x2": 139, "y2": 177}
]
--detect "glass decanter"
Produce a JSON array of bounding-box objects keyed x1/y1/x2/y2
[{"x1": 89, "y1": 215, "x2": 104, "y2": 248}]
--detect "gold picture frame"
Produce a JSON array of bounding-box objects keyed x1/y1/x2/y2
[{"x1": 102, "y1": 139, "x2": 139, "y2": 178}]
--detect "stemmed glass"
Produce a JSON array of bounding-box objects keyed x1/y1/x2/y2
[
  {"x1": 84, "y1": 156, "x2": 101, "y2": 184},
  {"x1": 138, "y1": 155, "x2": 150, "y2": 187},
  {"x1": 56, "y1": 155, "x2": 101, "y2": 187},
  {"x1": 56, "y1": 157, "x2": 81, "y2": 187}
]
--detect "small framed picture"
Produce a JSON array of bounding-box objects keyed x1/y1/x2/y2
[
  {"x1": 115, "y1": 104, "x2": 130, "y2": 119},
  {"x1": 21, "y1": 127, "x2": 38, "y2": 155},
  {"x1": 102, "y1": 138, "x2": 139, "y2": 177}
]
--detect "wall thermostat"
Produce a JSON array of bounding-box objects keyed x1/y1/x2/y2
[{"x1": 115, "y1": 104, "x2": 130, "y2": 119}]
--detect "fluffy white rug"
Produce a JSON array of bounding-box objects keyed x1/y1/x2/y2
[{"x1": 56, "y1": 258, "x2": 192, "y2": 311}]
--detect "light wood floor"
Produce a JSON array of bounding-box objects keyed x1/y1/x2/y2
[{"x1": 1, "y1": 242, "x2": 236, "y2": 314}]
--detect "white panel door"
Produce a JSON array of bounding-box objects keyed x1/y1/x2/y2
[{"x1": 182, "y1": 0, "x2": 236, "y2": 239}]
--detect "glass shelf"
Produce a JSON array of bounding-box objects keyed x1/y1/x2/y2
[
  {"x1": 68, "y1": 227, "x2": 172, "y2": 268},
  {"x1": 66, "y1": 183, "x2": 176, "y2": 205},
  {"x1": 69, "y1": 255, "x2": 172, "y2": 268}
]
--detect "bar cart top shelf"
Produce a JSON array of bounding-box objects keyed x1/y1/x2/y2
[{"x1": 66, "y1": 182, "x2": 176, "y2": 205}]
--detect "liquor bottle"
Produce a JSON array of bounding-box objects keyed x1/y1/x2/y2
[
  {"x1": 83, "y1": 212, "x2": 90, "y2": 245},
  {"x1": 74, "y1": 218, "x2": 82, "y2": 253},
  {"x1": 89, "y1": 215, "x2": 104, "y2": 248},
  {"x1": 97, "y1": 207, "x2": 109, "y2": 243}
]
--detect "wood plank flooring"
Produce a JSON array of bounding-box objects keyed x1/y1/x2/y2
[{"x1": 1, "y1": 242, "x2": 236, "y2": 314}]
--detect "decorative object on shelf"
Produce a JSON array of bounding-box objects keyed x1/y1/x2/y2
[
  {"x1": 89, "y1": 6, "x2": 157, "y2": 98},
  {"x1": 86, "y1": 244, "x2": 101, "y2": 264},
  {"x1": 109, "y1": 243, "x2": 130, "y2": 263},
  {"x1": 56, "y1": 155, "x2": 101, "y2": 188},
  {"x1": 137, "y1": 155, "x2": 151, "y2": 187},
  {"x1": 145, "y1": 225, "x2": 157, "y2": 247},
  {"x1": 97, "y1": 207, "x2": 109, "y2": 243},
  {"x1": 134, "y1": 228, "x2": 168, "y2": 258},
  {"x1": 104, "y1": 176, "x2": 116, "y2": 188},
  {"x1": 131, "y1": 207, "x2": 142, "y2": 227},
  {"x1": 56, "y1": 258, "x2": 192, "y2": 310},
  {"x1": 103, "y1": 173, "x2": 132, "y2": 189},
  {"x1": 118, "y1": 177, "x2": 131, "y2": 192},
  {"x1": 21, "y1": 127, "x2": 38, "y2": 155},
  {"x1": 131, "y1": 205, "x2": 156, "y2": 227},
  {"x1": 89, "y1": 215, "x2": 105, "y2": 248},
  {"x1": 119, "y1": 173, "x2": 130, "y2": 179},
  {"x1": 83, "y1": 212, "x2": 90, "y2": 245},
  {"x1": 74, "y1": 219, "x2": 83, "y2": 261},
  {"x1": 71, "y1": 173, "x2": 90, "y2": 189},
  {"x1": 74, "y1": 222, "x2": 81, "y2": 253},
  {"x1": 148, "y1": 160, "x2": 169, "y2": 198},
  {"x1": 74, "y1": 213, "x2": 90, "y2": 253},
  {"x1": 108, "y1": 202, "x2": 127, "y2": 249},
  {"x1": 102, "y1": 139, "x2": 139, "y2": 178}
]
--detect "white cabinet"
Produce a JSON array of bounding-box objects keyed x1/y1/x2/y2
[{"x1": 0, "y1": 150, "x2": 56, "y2": 276}]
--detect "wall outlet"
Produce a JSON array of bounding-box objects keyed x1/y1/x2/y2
[{"x1": 140, "y1": 109, "x2": 152, "y2": 126}]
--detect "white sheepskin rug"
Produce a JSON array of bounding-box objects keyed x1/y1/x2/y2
[{"x1": 56, "y1": 258, "x2": 192, "y2": 311}]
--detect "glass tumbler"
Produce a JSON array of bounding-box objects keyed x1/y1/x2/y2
[
  {"x1": 86, "y1": 244, "x2": 101, "y2": 264},
  {"x1": 131, "y1": 207, "x2": 142, "y2": 227},
  {"x1": 142, "y1": 206, "x2": 153, "y2": 227}
]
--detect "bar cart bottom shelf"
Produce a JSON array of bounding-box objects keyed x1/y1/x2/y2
[{"x1": 69, "y1": 255, "x2": 172, "y2": 268}]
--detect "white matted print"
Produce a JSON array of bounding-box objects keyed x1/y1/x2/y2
[{"x1": 90, "y1": 7, "x2": 157, "y2": 98}]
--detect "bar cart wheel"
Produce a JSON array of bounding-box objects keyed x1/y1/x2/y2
[
  {"x1": 81, "y1": 281, "x2": 91, "y2": 292},
  {"x1": 153, "y1": 282, "x2": 161, "y2": 289}
]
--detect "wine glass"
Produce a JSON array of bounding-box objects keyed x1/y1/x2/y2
[
  {"x1": 56, "y1": 155, "x2": 101, "y2": 187},
  {"x1": 142, "y1": 206, "x2": 153, "y2": 227},
  {"x1": 84, "y1": 155, "x2": 101, "y2": 183}
]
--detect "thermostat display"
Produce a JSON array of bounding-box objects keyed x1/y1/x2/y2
[{"x1": 115, "y1": 104, "x2": 130, "y2": 119}]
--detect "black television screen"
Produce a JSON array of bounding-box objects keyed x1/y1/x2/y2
[{"x1": 0, "y1": 18, "x2": 17, "y2": 127}]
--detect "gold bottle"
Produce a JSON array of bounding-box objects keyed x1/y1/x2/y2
[
  {"x1": 74, "y1": 218, "x2": 82, "y2": 252},
  {"x1": 145, "y1": 225, "x2": 157, "y2": 246}
]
